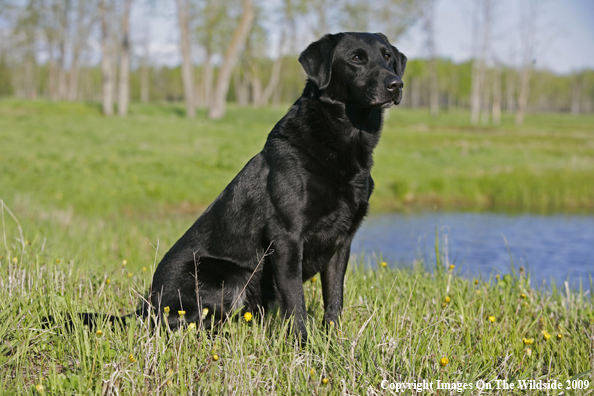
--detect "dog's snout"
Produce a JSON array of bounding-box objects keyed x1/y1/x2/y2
[{"x1": 385, "y1": 76, "x2": 403, "y2": 92}]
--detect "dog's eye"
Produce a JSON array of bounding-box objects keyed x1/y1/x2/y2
[
  {"x1": 384, "y1": 53, "x2": 391, "y2": 61},
  {"x1": 352, "y1": 54, "x2": 361, "y2": 62}
]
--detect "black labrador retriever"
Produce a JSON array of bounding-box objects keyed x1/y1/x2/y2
[{"x1": 62, "y1": 32, "x2": 406, "y2": 343}]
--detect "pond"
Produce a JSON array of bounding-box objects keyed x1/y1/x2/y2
[{"x1": 352, "y1": 212, "x2": 594, "y2": 291}]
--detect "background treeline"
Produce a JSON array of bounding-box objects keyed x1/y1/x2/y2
[{"x1": 0, "y1": 0, "x2": 593, "y2": 121}]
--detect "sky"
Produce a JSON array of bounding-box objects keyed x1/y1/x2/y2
[{"x1": 133, "y1": 0, "x2": 594, "y2": 75}]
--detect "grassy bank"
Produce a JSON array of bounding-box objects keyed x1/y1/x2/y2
[
  {"x1": 1, "y1": 99, "x2": 593, "y2": 218},
  {"x1": 0, "y1": 228, "x2": 592, "y2": 394}
]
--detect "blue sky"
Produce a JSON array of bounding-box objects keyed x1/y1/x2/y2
[{"x1": 134, "y1": 0, "x2": 594, "y2": 75}]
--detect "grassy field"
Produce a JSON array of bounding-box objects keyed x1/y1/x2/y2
[{"x1": 0, "y1": 99, "x2": 593, "y2": 394}]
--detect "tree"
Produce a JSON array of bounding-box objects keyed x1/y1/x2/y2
[
  {"x1": 208, "y1": 0, "x2": 255, "y2": 119},
  {"x1": 515, "y1": 0, "x2": 538, "y2": 125},
  {"x1": 117, "y1": 0, "x2": 133, "y2": 116},
  {"x1": 175, "y1": 0, "x2": 195, "y2": 117},
  {"x1": 423, "y1": 0, "x2": 438, "y2": 117},
  {"x1": 100, "y1": 0, "x2": 114, "y2": 115}
]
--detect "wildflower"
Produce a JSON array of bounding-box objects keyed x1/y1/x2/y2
[
  {"x1": 442, "y1": 303, "x2": 447, "y2": 308},
  {"x1": 520, "y1": 293, "x2": 526, "y2": 299},
  {"x1": 495, "y1": 274, "x2": 500, "y2": 280},
  {"x1": 167, "y1": 368, "x2": 174, "y2": 377},
  {"x1": 187, "y1": 322, "x2": 196, "y2": 331},
  {"x1": 445, "y1": 296, "x2": 451, "y2": 303},
  {"x1": 96, "y1": 329, "x2": 103, "y2": 337},
  {"x1": 381, "y1": 261, "x2": 388, "y2": 268},
  {"x1": 522, "y1": 338, "x2": 534, "y2": 345},
  {"x1": 178, "y1": 310, "x2": 186, "y2": 317},
  {"x1": 26, "y1": 240, "x2": 30, "y2": 245},
  {"x1": 106, "y1": 278, "x2": 110, "y2": 285},
  {"x1": 122, "y1": 259, "x2": 127, "y2": 266},
  {"x1": 56, "y1": 259, "x2": 60, "y2": 264},
  {"x1": 329, "y1": 320, "x2": 335, "y2": 327},
  {"x1": 475, "y1": 289, "x2": 481, "y2": 295},
  {"x1": 311, "y1": 277, "x2": 316, "y2": 283},
  {"x1": 35, "y1": 383, "x2": 44, "y2": 393},
  {"x1": 557, "y1": 334, "x2": 563, "y2": 339},
  {"x1": 212, "y1": 354, "x2": 219, "y2": 361},
  {"x1": 488, "y1": 316, "x2": 496, "y2": 323},
  {"x1": 128, "y1": 273, "x2": 133, "y2": 278},
  {"x1": 142, "y1": 267, "x2": 147, "y2": 272},
  {"x1": 474, "y1": 279, "x2": 479, "y2": 285},
  {"x1": 449, "y1": 264, "x2": 455, "y2": 270},
  {"x1": 439, "y1": 357, "x2": 449, "y2": 367},
  {"x1": 244, "y1": 312, "x2": 253, "y2": 322},
  {"x1": 543, "y1": 332, "x2": 551, "y2": 341},
  {"x1": 128, "y1": 353, "x2": 137, "y2": 363},
  {"x1": 164, "y1": 306, "x2": 170, "y2": 314},
  {"x1": 322, "y1": 377, "x2": 329, "y2": 385},
  {"x1": 202, "y1": 308, "x2": 208, "y2": 317},
  {"x1": 12, "y1": 257, "x2": 17, "y2": 264},
  {"x1": 310, "y1": 368, "x2": 316, "y2": 377}
]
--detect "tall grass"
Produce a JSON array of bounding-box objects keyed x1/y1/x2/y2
[{"x1": 0, "y1": 203, "x2": 592, "y2": 394}]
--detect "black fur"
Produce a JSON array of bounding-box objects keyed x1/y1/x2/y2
[{"x1": 53, "y1": 32, "x2": 406, "y2": 343}]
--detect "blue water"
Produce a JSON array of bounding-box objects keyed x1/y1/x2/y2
[{"x1": 352, "y1": 212, "x2": 594, "y2": 290}]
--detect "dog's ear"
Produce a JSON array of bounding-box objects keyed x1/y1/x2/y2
[
  {"x1": 374, "y1": 32, "x2": 407, "y2": 78},
  {"x1": 298, "y1": 34, "x2": 338, "y2": 90}
]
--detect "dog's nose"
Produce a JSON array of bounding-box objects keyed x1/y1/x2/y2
[{"x1": 385, "y1": 76, "x2": 403, "y2": 92}]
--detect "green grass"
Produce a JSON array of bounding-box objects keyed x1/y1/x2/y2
[
  {"x1": 0, "y1": 99, "x2": 593, "y2": 393},
  {"x1": 0, "y1": 224, "x2": 592, "y2": 394}
]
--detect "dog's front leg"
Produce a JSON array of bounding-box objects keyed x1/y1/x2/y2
[
  {"x1": 321, "y1": 238, "x2": 352, "y2": 328},
  {"x1": 270, "y1": 238, "x2": 308, "y2": 343}
]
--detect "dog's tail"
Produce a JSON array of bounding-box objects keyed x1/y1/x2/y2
[{"x1": 42, "y1": 308, "x2": 145, "y2": 331}]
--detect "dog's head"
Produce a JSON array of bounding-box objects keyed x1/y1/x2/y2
[{"x1": 299, "y1": 32, "x2": 407, "y2": 107}]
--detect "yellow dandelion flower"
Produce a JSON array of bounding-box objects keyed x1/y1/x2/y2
[
  {"x1": 381, "y1": 261, "x2": 388, "y2": 268},
  {"x1": 164, "y1": 306, "x2": 170, "y2": 314},
  {"x1": 167, "y1": 368, "x2": 174, "y2": 377},
  {"x1": 178, "y1": 310, "x2": 186, "y2": 316},
  {"x1": 522, "y1": 338, "x2": 534, "y2": 345},
  {"x1": 55, "y1": 259, "x2": 60, "y2": 264},
  {"x1": 439, "y1": 357, "x2": 449, "y2": 367},
  {"x1": 202, "y1": 307, "x2": 209, "y2": 317},
  {"x1": 122, "y1": 259, "x2": 127, "y2": 266},
  {"x1": 128, "y1": 353, "x2": 137, "y2": 363},
  {"x1": 329, "y1": 320, "x2": 335, "y2": 327},
  {"x1": 310, "y1": 368, "x2": 316, "y2": 376},
  {"x1": 142, "y1": 267, "x2": 147, "y2": 272},
  {"x1": 244, "y1": 312, "x2": 253, "y2": 322},
  {"x1": 35, "y1": 383, "x2": 44, "y2": 393},
  {"x1": 543, "y1": 332, "x2": 551, "y2": 340},
  {"x1": 488, "y1": 316, "x2": 496, "y2": 323},
  {"x1": 445, "y1": 296, "x2": 451, "y2": 303},
  {"x1": 520, "y1": 293, "x2": 526, "y2": 299},
  {"x1": 187, "y1": 322, "x2": 196, "y2": 331},
  {"x1": 128, "y1": 273, "x2": 133, "y2": 278},
  {"x1": 106, "y1": 278, "x2": 110, "y2": 285},
  {"x1": 441, "y1": 303, "x2": 447, "y2": 308},
  {"x1": 449, "y1": 264, "x2": 455, "y2": 270},
  {"x1": 557, "y1": 334, "x2": 563, "y2": 339},
  {"x1": 322, "y1": 377, "x2": 329, "y2": 385},
  {"x1": 212, "y1": 354, "x2": 219, "y2": 361},
  {"x1": 96, "y1": 329, "x2": 103, "y2": 337},
  {"x1": 474, "y1": 279, "x2": 479, "y2": 285},
  {"x1": 12, "y1": 257, "x2": 18, "y2": 264},
  {"x1": 311, "y1": 277, "x2": 316, "y2": 283}
]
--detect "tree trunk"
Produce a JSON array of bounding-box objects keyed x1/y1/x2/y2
[
  {"x1": 202, "y1": 51, "x2": 213, "y2": 108},
  {"x1": 208, "y1": 0, "x2": 255, "y2": 119},
  {"x1": 118, "y1": 0, "x2": 133, "y2": 116},
  {"x1": 140, "y1": 27, "x2": 150, "y2": 104},
  {"x1": 491, "y1": 63, "x2": 501, "y2": 124},
  {"x1": 505, "y1": 69, "x2": 515, "y2": 113},
  {"x1": 175, "y1": 0, "x2": 195, "y2": 118},
  {"x1": 515, "y1": 65, "x2": 530, "y2": 125},
  {"x1": 100, "y1": 0, "x2": 114, "y2": 116}
]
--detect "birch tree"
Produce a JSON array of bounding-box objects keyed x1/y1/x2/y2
[
  {"x1": 117, "y1": 0, "x2": 133, "y2": 116},
  {"x1": 175, "y1": 0, "x2": 195, "y2": 117}
]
